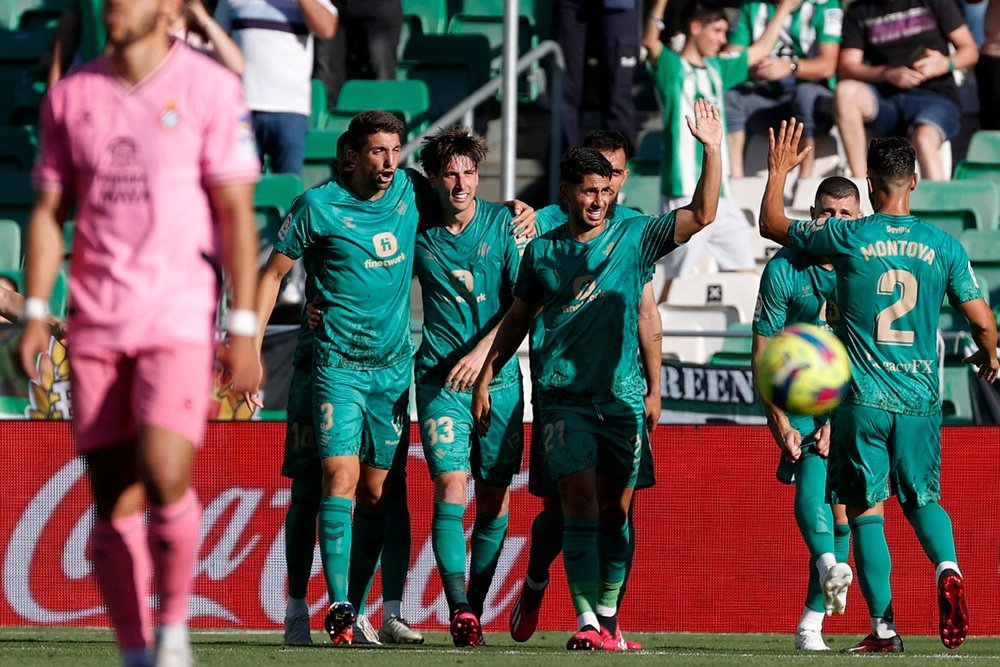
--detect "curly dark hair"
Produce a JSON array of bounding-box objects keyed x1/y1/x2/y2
[
  {"x1": 867, "y1": 137, "x2": 916, "y2": 185},
  {"x1": 559, "y1": 147, "x2": 613, "y2": 185},
  {"x1": 419, "y1": 125, "x2": 488, "y2": 176}
]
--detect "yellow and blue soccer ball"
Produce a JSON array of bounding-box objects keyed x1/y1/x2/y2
[{"x1": 756, "y1": 323, "x2": 851, "y2": 416}]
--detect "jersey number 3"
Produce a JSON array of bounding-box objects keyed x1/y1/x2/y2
[{"x1": 876, "y1": 269, "x2": 917, "y2": 346}]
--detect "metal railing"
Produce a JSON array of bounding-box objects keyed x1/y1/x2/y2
[{"x1": 400, "y1": 40, "x2": 565, "y2": 202}]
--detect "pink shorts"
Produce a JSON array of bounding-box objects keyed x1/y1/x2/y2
[{"x1": 70, "y1": 344, "x2": 214, "y2": 453}]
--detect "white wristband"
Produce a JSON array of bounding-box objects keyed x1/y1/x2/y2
[
  {"x1": 227, "y1": 309, "x2": 259, "y2": 337},
  {"x1": 22, "y1": 297, "x2": 47, "y2": 322}
]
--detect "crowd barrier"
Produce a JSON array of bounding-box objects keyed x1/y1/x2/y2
[{"x1": 2, "y1": 422, "x2": 998, "y2": 635}]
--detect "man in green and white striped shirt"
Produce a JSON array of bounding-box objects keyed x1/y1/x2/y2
[
  {"x1": 643, "y1": 0, "x2": 797, "y2": 301},
  {"x1": 726, "y1": 0, "x2": 843, "y2": 179}
]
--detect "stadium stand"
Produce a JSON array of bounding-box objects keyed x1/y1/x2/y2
[
  {"x1": 961, "y1": 230, "x2": 1000, "y2": 306},
  {"x1": 909, "y1": 179, "x2": 1000, "y2": 239},
  {"x1": 0, "y1": 124, "x2": 37, "y2": 172},
  {"x1": 707, "y1": 322, "x2": 754, "y2": 367},
  {"x1": 302, "y1": 129, "x2": 339, "y2": 189},
  {"x1": 254, "y1": 173, "x2": 304, "y2": 259},
  {"x1": 620, "y1": 172, "x2": 660, "y2": 216},
  {"x1": 401, "y1": 0, "x2": 449, "y2": 36},
  {"x1": 659, "y1": 303, "x2": 741, "y2": 364},
  {"x1": 664, "y1": 271, "x2": 762, "y2": 323},
  {"x1": 397, "y1": 33, "x2": 491, "y2": 123},
  {"x1": 329, "y1": 79, "x2": 431, "y2": 138},
  {"x1": 0, "y1": 172, "x2": 34, "y2": 226},
  {"x1": 0, "y1": 218, "x2": 20, "y2": 270}
]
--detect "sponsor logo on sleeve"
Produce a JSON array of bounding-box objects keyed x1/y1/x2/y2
[{"x1": 277, "y1": 213, "x2": 292, "y2": 241}]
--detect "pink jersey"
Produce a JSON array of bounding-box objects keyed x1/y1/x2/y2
[{"x1": 34, "y1": 40, "x2": 260, "y2": 350}]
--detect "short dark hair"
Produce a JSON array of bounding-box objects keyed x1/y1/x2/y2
[
  {"x1": 814, "y1": 176, "x2": 860, "y2": 206},
  {"x1": 347, "y1": 110, "x2": 405, "y2": 150},
  {"x1": 560, "y1": 147, "x2": 613, "y2": 185},
  {"x1": 682, "y1": 2, "x2": 729, "y2": 35},
  {"x1": 582, "y1": 130, "x2": 632, "y2": 161},
  {"x1": 867, "y1": 137, "x2": 916, "y2": 185},
  {"x1": 419, "y1": 125, "x2": 488, "y2": 176}
]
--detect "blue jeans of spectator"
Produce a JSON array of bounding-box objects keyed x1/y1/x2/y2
[
  {"x1": 253, "y1": 111, "x2": 308, "y2": 176},
  {"x1": 865, "y1": 86, "x2": 961, "y2": 142},
  {"x1": 725, "y1": 80, "x2": 833, "y2": 138}
]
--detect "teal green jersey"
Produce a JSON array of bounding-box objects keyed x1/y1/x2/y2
[
  {"x1": 275, "y1": 168, "x2": 431, "y2": 370},
  {"x1": 652, "y1": 48, "x2": 747, "y2": 198},
  {"x1": 730, "y1": 0, "x2": 843, "y2": 60},
  {"x1": 527, "y1": 203, "x2": 649, "y2": 389},
  {"x1": 413, "y1": 199, "x2": 523, "y2": 389},
  {"x1": 753, "y1": 246, "x2": 838, "y2": 437},
  {"x1": 788, "y1": 212, "x2": 984, "y2": 416},
  {"x1": 515, "y1": 211, "x2": 680, "y2": 405}
]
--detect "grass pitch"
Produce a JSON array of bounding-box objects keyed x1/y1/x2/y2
[{"x1": 2, "y1": 628, "x2": 999, "y2": 665}]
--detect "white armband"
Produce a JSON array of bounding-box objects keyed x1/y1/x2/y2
[
  {"x1": 22, "y1": 297, "x2": 47, "y2": 322},
  {"x1": 227, "y1": 309, "x2": 259, "y2": 337}
]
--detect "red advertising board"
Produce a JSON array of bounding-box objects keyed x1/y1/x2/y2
[{"x1": 1, "y1": 422, "x2": 999, "y2": 636}]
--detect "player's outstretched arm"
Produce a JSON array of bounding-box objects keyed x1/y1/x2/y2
[
  {"x1": 638, "y1": 283, "x2": 663, "y2": 434},
  {"x1": 760, "y1": 118, "x2": 810, "y2": 246},
  {"x1": 472, "y1": 297, "x2": 538, "y2": 435},
  {"x1": 212, "y1": 182, "x2": 261, "y2": 395},
  {"x1": 642, "y1": 0, "x2": 669, "y2": 67},
  {"x1": 752, "y1": 332, "x2": 803, "y2": 462},
  {"x1": 17, "y1": 189, "x2": 66, "y2": 380},
  {"x1": 958, "y1": 298, "x2": 1000, "y2": 383},
  {"x1": 675, "y1": 99, "x2": 722, "y2": 245},
  {"x1": 243, "y1": 249, "x2": 298, "y2": 408}
]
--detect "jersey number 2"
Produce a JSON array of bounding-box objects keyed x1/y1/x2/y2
[{"x1": 876, "y1": 269, "x2": 917, "y2": 346}]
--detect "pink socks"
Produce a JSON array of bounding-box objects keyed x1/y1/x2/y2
[
  {"x1": 89, "y1": 512, "x2": 153, "y2": 651},
  {"x1": 148, "y1": 489, "x2": 203, "y2": 626}
]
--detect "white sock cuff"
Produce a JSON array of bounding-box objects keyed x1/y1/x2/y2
[
  {"x1": 872, "y1": 616, "x2": 897, "y2": 639},
  {"x1": 797, "y1": 607, "x2": 825, "y2": 632},
  {"x1": 936, "y1": 561, "x2": 961, "y2": 581},
  {"x1": 577, "y1": 611, "x2": 599, "y2": 631},
  {"x1": 595, "y1": 604, "x2": 617, "y2": 618}
]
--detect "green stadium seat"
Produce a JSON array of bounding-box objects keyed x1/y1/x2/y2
[
  {"x1": 953, "y1": 161, "x2": 1000, "y2": 186},
  {"x1": 302, "y1": 129, "x2": 339, "y2": 189},
  {"x1": 910, "y1": 180, "x2": 1000, "y2": 238},
  {"x1": 940, "y1": 275, "x2": 990, "y2": 331},
  {"x1": 401, "y1": 0, "x2": 448, "y2": 34},
  {"x1": 960, "y1": 230, "x2": 1000, "y2": 305},
  {"x1": 401, "y1": 33, "x2": 492, "y2": 89},
  {"x1": 447, "y1": 13, "x2": 539, "y2": 101},
  {"x1": 48, "y1": 267, "x2": 68, "y2": 317},
  {"x1": 397, "y1": 61, "x2": 475, "y2": 127},
  {"x1": 0, "y1": 125, "x2": 37, "y2": 171},
  {"x1": 620, "y1": 172, "x2": 660, "y2": 216},
  {"x1": 941, "y1": 363, "x2": 974, "y2": 425},
  {"x1": 0, "y1": 0, "x2": 62, "y2": 30},
  {"x1": 0, "y1": 172, "x2": 35, "y2": 226},
  {"x1": 0, "y1": 268, "x2": 22, "y2": 292},
  {"x1": 255, "y1": 173, "x2": 303, "y2": 250},
  {"x1": 0, "y1": 218, "x2": 19, "y2": 269},
  {"x1": 631, "y1": 131, "x2": 662, "y2": 176},
  {"x1": 310, "y1": 79, "x2": 329, "y2": 130},
  {"x1": 330, "y1": 80, "x2": 431, "y2": 137},
  {"x1": 707, "y1": 323, "x2": 753, "y2": 366},
  {"x1": 964, "y1": 130, "x2": 1000, "y2": 163}
]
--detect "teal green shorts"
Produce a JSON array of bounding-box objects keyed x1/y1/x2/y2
[
  {"x1": 312, "y1": 358, "x2": 412, "y2": 470},
  {"x1": 282, "y1": 360, "x2": 318, "y2": 478},
  {"x1": 539, "y1": 395, "x2": 644, "y2": 489},
  {"x1": 417, "y1": 381, "x2": 524, "y2": 487},
  {"x1": 529, "y1": 399, "x2": 654, "y2": 497},
  {"x1": 829, "y1": 403, "x2": 942, "y2": 509}
]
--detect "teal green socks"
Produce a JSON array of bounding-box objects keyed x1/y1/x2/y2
[
  {"x1": 563, "y1": 517, "x2": 600, "y2": 627},
  {"x1": 433, "y1": 501, "x2": 469, "y2": 612},
  {"x1": 904, "y1": 502, "x2": 957, "y2": 568},
  {"x1": 850, "y1": 515, "x2": 893, "y2": 618},
  {"x1": 318, "y1": 496, "x2": 353, "y2": 603},
  {"x1": 834, "y1": 522, "x2": 852, "y2": 564},
  {"x1": 467, "y1": 514, "x2": 508, "y2": 617}
]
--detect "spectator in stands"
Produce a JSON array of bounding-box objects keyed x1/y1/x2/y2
[
  {"x1": 0, "y1": 277, "x2": 22, "y2": 325},
  {"x1": 726, "y1": 0, "x2": 844, "y2": 180},
  {"x1": 834, "y1": 0, "x2": 978, "y2": 181},
  {"x1": 170, "y1": 0, "x2": 245, "y2": 74},
  {"x1": 216, "y1": 0, "x2": 339, "y2": 176},
  {"x1": 313, "y1": 0, "x2": 402, "y2": 109},
  {"x1": 643, "y1": 0, "x2": 796, "y2": 302},
  {"x1": 554, "y1": 0, "x2": 639, "y2": 151},
  {"x1": 976, "y1": 0, "x2": 1000, "y2": 130}
]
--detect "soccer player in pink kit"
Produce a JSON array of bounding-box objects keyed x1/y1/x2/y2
[{"x1": 17, "y1": 1, "x2": 261, "y2": 665}]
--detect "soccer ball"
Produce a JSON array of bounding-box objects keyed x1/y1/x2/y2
[{"x1": 756, "y1": 323, "x2": 851, "y2": 416}]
